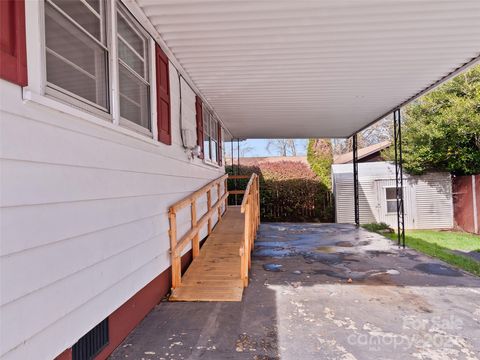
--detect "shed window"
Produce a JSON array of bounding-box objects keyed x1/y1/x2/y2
[
  {"x1": 117, "y1": 3, "x2": 151, "y2": 130},
  {"x1": 385, "y1": 187, "x2": 401, "y2": 213},
  {"x1": 45, "y1": 0, "x2": 109, "y2": 111}
]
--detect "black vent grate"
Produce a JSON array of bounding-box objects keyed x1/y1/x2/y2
[{"x1": 72, "y1": 318, "x2": 109, "y2": 360}]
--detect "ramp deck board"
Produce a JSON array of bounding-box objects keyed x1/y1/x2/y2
[{"x1": 169, "y1": 207, "x2": 245, "y2": 302}]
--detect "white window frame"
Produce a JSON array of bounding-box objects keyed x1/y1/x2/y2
[
  {"x1": 116, "y1": 1, "x2": 153, "y2": 136},
  {"x1": 385, "y1": 186, "x2": 401, "y2": 214},
  {"x1": 22, "y1": 0, "x2": 158, "y2": 142},
  {"x1": 202, "y1": 107, "x2": 221, "y2": 166},
  {"x1": 43, "y1": 0, "x2": 111, "y2": 117}
]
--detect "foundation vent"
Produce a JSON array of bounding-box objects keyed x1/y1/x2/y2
[{"x1": 72, "y1": 318, "x2": 109, "y2": 360}]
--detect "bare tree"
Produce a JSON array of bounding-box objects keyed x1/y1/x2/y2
[
  {"x1": 266, "y1": 139, "x2": 297, "y2": 156},
  {"x1": 332, "y1": 116, "x2": 393, "y2": 155},
  {"x1": 239, "y1": 143, "x2": 254, "y2": 157},
  {"x1": 224, "y1": 140, "x2": 254, "y2": 159}
]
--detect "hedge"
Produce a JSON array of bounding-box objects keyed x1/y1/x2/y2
[{"x1": 226, "y1": 161, "x2": 334, "y2": 222}]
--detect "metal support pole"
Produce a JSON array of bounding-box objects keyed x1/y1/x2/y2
[
  {"x1": 237, "y1": 138, "x2": 240, "y2": 174},
  {"x1": 231, "y1": 140, "x2": 234, "y2": 172},
  {"x1": 237, "y1": 139, "x2": 241, "y2": 205},
  {"x1": 352, "y1": 134, "x2": 360, "y2": 226},
  {"x1": 393, "y1": 109, "x2": 406, "y2": 248}
]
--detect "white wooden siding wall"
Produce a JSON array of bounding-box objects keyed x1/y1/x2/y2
[
  {"x1": 332, "y1": 163, "x2": 453, "y2": 229},
  {"x1": 0, "y1": 60, "x2": 224, "y2": 360}
]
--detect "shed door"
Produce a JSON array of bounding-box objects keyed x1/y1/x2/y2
[{"x1": 375, "y1": 179, "x2": 416, "y2": 229}]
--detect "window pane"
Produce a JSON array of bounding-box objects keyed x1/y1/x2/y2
[
  {"x1": 119, "y1": 64, "x2": 150, "y2": 129},
  {"x1": 85, "y1": 0, "x2": 100, "y2": 13},
  {"x1": 118, "y1": 39, "x2": 145, "y2": 78},
  {"x1": 385, "y1": 187, "x2": 400, "y2": 200},
  {"x1": 387, "y1": 200, "x2": 397, "y2": 213},
  {"x1": 204, "y1": 137, "x2": 211, "y2": 160},
  {"x1": 117, "y1": 12, "x2": 144, "y2": 55},
  {"x1": 45, "y1": 2, "x2": 108, "y2": 109},
  {"x1": 203, "y1": 111, "x2": 210, "y2": 137},
  {"x1": 211, "y1": 119, "x2": 218, "y2": 141},
  {"x1": 211, "y1": 140, "x2": 218, "y2": 162},
  {"x1": 50, "y1": 0, "x2": 102, "y2": 41}
]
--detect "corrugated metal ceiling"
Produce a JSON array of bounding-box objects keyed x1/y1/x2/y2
[{"x1": 136, "y1": 0, "x2": 480, "y2": 138}]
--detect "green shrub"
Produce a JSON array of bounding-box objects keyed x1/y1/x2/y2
[
  {"x1": 226, "y1": 161, "x2": 334, "y2": 222},
  {"x1": 362, "y1": 222, "x2": 393, "y2": 233}
]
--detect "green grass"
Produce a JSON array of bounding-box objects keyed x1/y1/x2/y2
[
  {"x1": 362, "y1": 224, "x2": 480, "y2": 277},
  {"x1": 405, "y1": 230, "x2": 480, "y2": 252}
]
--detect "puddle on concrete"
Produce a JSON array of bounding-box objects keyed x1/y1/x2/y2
[
  {"x1": 254, "y1": 248, "x2": 294, "y2": 258},
  {"x1": 335, "y1": 241, "x2": 354, "y2": 247},
  {"x1": 302, "y1": 252, "x2": 344, "y2": 265},
  {"x1": 263, "y1": 263, "x2": 283, "y2": 272},
  {"x1": 366, "y1": 250, "x2": 395, "y2": 257},
  {"x1": 414, "y1": 263, "x2": 463, "y2": 277},
  {"x1": 316, "y1": 246, "x2": 337, "y2": 253}
]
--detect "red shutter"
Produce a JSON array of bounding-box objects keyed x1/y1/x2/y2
[
  {"x1": 0, "y1": 0, "x2": 27, "y2": 86},
  {"x1": 217, "y1": 125, "x2": 223, "y2": 165},
  {"x1": 155, "y1": 45, "x2": 171, "y2": 145},
  {"x1": 195, "y1": 96, "x2": 204, "y2": 159}
]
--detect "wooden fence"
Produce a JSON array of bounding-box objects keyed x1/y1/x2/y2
[{"x1": 453, "y1": 174, "x2": 479, "y2": 234}]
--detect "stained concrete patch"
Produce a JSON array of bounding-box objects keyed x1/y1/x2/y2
[
  {"x1": 414, "y1": 263, "x2": 463, "y2": 277},
  {"x1": 109, "y1": 223, "x2": 480, "y2": 360},
  {"x1": 263, "y1": 263, "x2": 283, "y2": 272}
]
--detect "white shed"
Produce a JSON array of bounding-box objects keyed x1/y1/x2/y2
[{"x1": 332, "y1": 162, "x2": 454, "y2": 229}]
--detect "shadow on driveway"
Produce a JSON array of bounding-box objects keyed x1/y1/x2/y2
[{"x1": 110, "y1": 223, "x2": 480, "y2": 360}]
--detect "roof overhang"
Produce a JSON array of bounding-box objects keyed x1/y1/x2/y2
[{"x1": 136, "y1": 0, "x2": 480, "y2": 138}]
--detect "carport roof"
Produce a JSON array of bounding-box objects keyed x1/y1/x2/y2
[{"x1": 135, "y1": 0, "x2": 480, "y2": 138}]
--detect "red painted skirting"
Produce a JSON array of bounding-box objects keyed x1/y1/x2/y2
[{"x1": 55, "y1": 249, "x2": 195, "y2": 360}]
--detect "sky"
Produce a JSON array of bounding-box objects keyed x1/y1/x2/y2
[{"x1": 225, "y1": 139, "x2": 308, "y2": 157}]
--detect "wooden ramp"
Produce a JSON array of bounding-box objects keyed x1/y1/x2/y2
[
  {"x1": 167, "y1": 174, "x2": 260, "y2": 302},
  {"x1": 170, "y1": 207, "x2": 244, "y2": 301}
]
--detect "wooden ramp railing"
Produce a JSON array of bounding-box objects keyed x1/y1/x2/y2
[
  {"x1": 168, "y1": 173, "x2": 260, "y2": 301},
  {"x1": 236, "y1": 174, "x2": 260, "y2": 287}
]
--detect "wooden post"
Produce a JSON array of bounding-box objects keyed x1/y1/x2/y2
[
  {"x1": 207, "y1": 189, "x2": 212, "y2": 234},
  {"x1": 239, "y1": 246, "x2": 245, "y2": 287},
  {"x1": 168, "y1": 209, "x2": 181, "y2": 289},
  {"x1": 216, "y1": 182, "x2": 222, "y2": 221},
  {"x1": 250, "y1": 196, "x2": 254, "y2": 267},
  {"x1": 244, "y1": 197, "x2": 251, "y2": 280},
  {"x1": 224, "y1": 178, "x2": 228, "y2": 212},
  {"x1": 191, "y1": 199, "x2": 199, "y2": 258}
]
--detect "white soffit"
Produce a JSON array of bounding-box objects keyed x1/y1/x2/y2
[{"x1": 137, "y1": 0, "x2": 480, "y2": 138}]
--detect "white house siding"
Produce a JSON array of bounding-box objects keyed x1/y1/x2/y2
[
  {"x1": 332, "y1": 162, "x2": 453, "y2": 229},
  {"x1": 0, "y1": 60, "x2": 224, "y2": 360}
]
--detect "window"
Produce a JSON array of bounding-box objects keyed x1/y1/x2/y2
[
  {"x1": 385, "y1": 187, "x2": 401, "y2": 213},
  {"x1": 45, "y1": 0, "x2": 109, "y2": 111},
  {"x1": 117, "y1": 3, "x2": 151, "y2": 131},
  {"x1": 202, "y1": 109, "x2": 221, "y2": 164},
  {"x1": 43, "y1": 0, "x2": 154, "y2": 134}
]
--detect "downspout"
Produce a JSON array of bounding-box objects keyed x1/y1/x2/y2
[{"x1": 177, "y1": 71, "x2": 187, "y2": 149}]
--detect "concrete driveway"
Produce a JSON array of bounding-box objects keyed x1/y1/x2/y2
[{"x1": 110, "y1": 223, "x2": 480, "y2": 360}]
